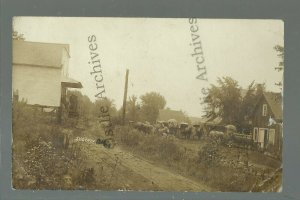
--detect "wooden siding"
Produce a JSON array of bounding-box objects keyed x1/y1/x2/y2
[
  {"x1": 252, "y1": 97, "x2": 275, "y2": 128},
  {"x1": 13, "y1": 64, "x2": 61, "y2": 107},
  {"x1": 252, "y1": 94, "x2": 283, "y2": 154}
]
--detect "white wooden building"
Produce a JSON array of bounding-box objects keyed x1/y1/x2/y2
[{"x1": 12, "y1": 40, "x2": 82, "y2": 108}]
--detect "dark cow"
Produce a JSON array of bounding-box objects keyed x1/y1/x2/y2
[
  {"x1": 180, "y1": 123, "x2": 193, "y2": 139},
  {"x1": 193, "y1": 125, "x2": 204, "y2": 140}
]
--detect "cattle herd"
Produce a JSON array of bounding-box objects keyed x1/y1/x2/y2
[
  {"x1": 130, "y1": 120, "x2": 206, "y2": 140},
  {"x1": 128, "y1": 119, "x2": 254, "y2": 149}
]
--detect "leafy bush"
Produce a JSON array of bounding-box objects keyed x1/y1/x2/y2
[
  {"x1": 198, "y1": 142, "x2": 221, "y2": 166},
  {"x1": 115, "y1": 126, "x2": 185, "y2": 166}
]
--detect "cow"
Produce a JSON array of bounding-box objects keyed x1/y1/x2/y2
[
  {"x1": 167, "y1": 119, "x2": 178, "y2": 135},
  {"x1": 155, "y1": 121, "x2": 169, "y2": 136},
  {"x1": 134, "y1": 122, "x2": 154, "y2": 134},
  {"x1": 209, "y1": 130, "x2": 224, "y2": 140},
  {"x1": 179, "y1": 123, "x2": 193, "y2": 139},
  {"x1": 193, "y1": 125, "x2": 204, "y2": 140}
]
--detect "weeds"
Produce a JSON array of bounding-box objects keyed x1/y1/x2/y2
[
  {"x1": 114, "y1": 125, "x2": 275, "y2": 191},
  {"x1": 12, "y1": 101, "x2": 99, "y2": 189},
  {"x1": 12, "y1": 101, "x2": 280, "y2": 191}
]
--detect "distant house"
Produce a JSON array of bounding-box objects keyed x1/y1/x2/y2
[
  {"x1": 158, "y1": 109, "x2": 190, "y2": 123},
  {"x1": 251, "y1": 92, "x2": 283, "y2": 153},
  {"x1": 13, "y1": 40, "x2": 82, "y2": 108}
]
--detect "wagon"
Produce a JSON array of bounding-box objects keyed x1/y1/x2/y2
[
  {"x1": 179, "y1": 123, "x2": 193, "y2": 139},
  {"x1": 168, "y1": 119, "x2": 178, "y2": 135}
]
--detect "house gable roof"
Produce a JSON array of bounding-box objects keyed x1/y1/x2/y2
[
  {"x1": 253, "y1": 92, "x2": 282, "y2": 120},
  {"x1": 13, "y1": 40, "x2": 70, "y2": 68},
  {"x1": 263, "y1": 92, "x2": 283, "y2": 120},
  {"x1": 158, "y1": 109, "x2": 188, "y2": 123}
]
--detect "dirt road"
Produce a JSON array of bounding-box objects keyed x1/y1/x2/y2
[
  {"x1": 104, "y1": 146, "x2": 211, "y2": 191},
  {"x1": 76, "y1": 139, "x2": 212, "y2": 192}
]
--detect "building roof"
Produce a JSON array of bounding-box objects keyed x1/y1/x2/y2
[
  {"x1": 189, "y1": 116, "x2": 203, "y2": 124},
  {"x1": 158, "y1": 109, "x2": 189, "y2": 123},
  {"x1": 263, "y1": 92, "x2": 283, "y2": 120},
  {"x1": 62, "y1": 76, "x2": 83, "y2": 88},
  {"x1": 13, "y1": 40, "x2": 70, "y2": 68}
]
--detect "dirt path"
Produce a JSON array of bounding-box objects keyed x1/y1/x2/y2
[
  {"x1": 102, "y1": 146, "x2": 211, "y2": 192},
  {"x1": 76, "y1": 138, "x2": 212, "y2": 192}
]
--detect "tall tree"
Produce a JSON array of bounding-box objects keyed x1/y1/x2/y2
[
  {"x1": 140, "y1": 92, "x2": 166, "y2": 123},
  {"x1": 202, "y1": 77, "x2": 242, "y2": 125},
  {"x1": 202, "y1": 84, "x2": 222, "y2": 119},
  {"x1": 239, "y1": 81, "x2": 256, "y2": 123}
]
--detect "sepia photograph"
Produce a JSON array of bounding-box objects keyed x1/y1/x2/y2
[{"x1": 12, "y1": 17, "x2": 283, "y2": 192}]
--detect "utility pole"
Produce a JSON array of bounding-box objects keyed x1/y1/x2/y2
[{"x1": 122, "y1": 69, "x2": 129, "y2": 125}]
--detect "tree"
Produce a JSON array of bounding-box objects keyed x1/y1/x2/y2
[
  {"x1": 67, "y1": 90, "x2": 94, "y2": 118},
  {"x1": 274, "y1": 45, "x2": 284, "y2": 71},
  {"x1": 239, "y1": 81, "x2": 256, "y2": 123},
  {"x1": 202, "y1": 77, "x2": 242, "y2": 125},
  {"x1": 94, "y1": 97, "x2": 117, "y2": 117},
  {"x1": 274, "y1": 45, "x2": 284, "y2": 90},
  {"x1": 126, "y1": 95, "x2": 140, "y2": 122},
  {"x1": 202, "y1": 84, "x2": 222, "y2": 119},
  {"x1": 239, "y1": 82, "x2": 265, "y2": 124},
  {"x1": 140, "y1": 92, "x2": 166, "y2": 123}
]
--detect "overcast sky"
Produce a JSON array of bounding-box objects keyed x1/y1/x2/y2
[{"x1": 13, "y1": 17, "x2": 284, "y2": 118}]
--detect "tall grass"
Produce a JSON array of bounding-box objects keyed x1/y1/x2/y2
[
  {"x1": 115, "y1": 125, "x2": 264, "y2": 191},
  {"x1": 115, "y1": 126, "x2": 185, "y2": 162}
]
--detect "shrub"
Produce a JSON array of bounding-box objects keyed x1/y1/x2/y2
[
  {"x1": 158, "y1": 139, "x2": 184, "y2": 161},
  {"x1": 198, "y1": 142, "x2": 221, "y2": 166},
  {"x1": 115, "y1": 126, "x2": 142, "y2": 147},
  {"x1": 115, "y1": 126, "x2": 185, "y2": 166},
  {"x1": 12, "y1": 101, "x2": 94, "y2": 189},
  {"x1": 113, "y1": 125, "x2": 263, "y2": 192}
]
